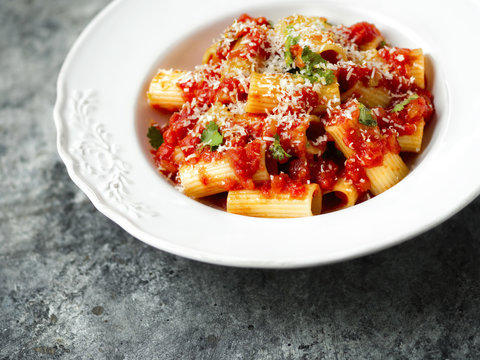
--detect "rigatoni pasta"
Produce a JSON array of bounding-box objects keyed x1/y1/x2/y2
[
  {"x1": 246, "y1": 72, "x2": 340, "y2": 114},
  {"x1": 144, "y1": 14, "x2": 434, "y2": 218},
  {"x1": 147, "y1": 70, "x2": 186, "y2": 111},
  {"x1": 227, "y1": 183, "x2": 322, "y2": 218}
]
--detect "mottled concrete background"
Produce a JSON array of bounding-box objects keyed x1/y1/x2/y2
[{"x1": 1, "y1": 1, "x2": 480, "y2": 359}]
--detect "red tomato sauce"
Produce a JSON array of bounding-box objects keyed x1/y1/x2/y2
[
  {"x1": 324, "y1": 100, "x2": 397, "y2": 192},
  {"x1": 344, "y1": 157, "x2": 370, "y2": 193},
  {"x1": 177, "y1": 66, "x2": 248, "y2": 107},
  {"x1": 310, "y1": 159, "x2": 339, "y2": 192},
  {"x1": 216, "y1": 14, "x2": 270, "y2": 62},
  {"x1": 344, "y1": 22, "x2": 382, "y2": 47},
  {"x1": 227, "y1": 140, "x2": 262, "y2": 189},
  {"x1": 177, "y1": 67, "x2": 220, "y2": 106},
  {"x1": 375, "y1": 91, "x2": 434, "y2": 136},
  {"x1": 377, "y1": 47, "x2": 414, "y2": 80},
  {"x1": 260, "y1": 173, "x2": 307, "y2": 199},
  {"x1": 336, "y1": 63, "x2": 415, "y2": 96}
]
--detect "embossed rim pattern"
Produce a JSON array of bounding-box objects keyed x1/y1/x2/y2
[
  {"x1": 54, "y1": 0, "x2": 480, "y2": 268},
  {"x1": 68, "y1": 90, "x2": 158, "y2": 218}
]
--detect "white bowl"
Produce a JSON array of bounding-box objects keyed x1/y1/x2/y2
[{"x1": 54, "y1": 0, "x2": 480, "y2": 268}]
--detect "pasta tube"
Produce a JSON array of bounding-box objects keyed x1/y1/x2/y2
[
  {"x1": 409, "y1": 49, "x2": 425, "y2": 89},
  {"x1": 323, "y1": 177, "x2": 358, "y2": 211},
  {"x1": 325, "y1": 101, "x2": 408, "y2": 195},
  {"x1": 245, "y1": 72, "x2": 340, "y2": 114},
  {"x1": 366, "y1": 153, "x2": 409, "y2": 195},
  {"x1": 340, "y1": 82, "x2": 391, "y2": 108},
  {"x1": 179, "y1": 152, "x2": 269, "y2": 198},
  {"x1": 227, "y1": 184, "x2": 322, "y2": 218},
  {"x1": 397, "y1": 120, "x2": 425, "y2": 153},
  {"x1": 275, "y1": 15, "x2": 347, "y2": 61},
  {"x1": 147, "y1": 70, "x2": 186, "y2": 111}
]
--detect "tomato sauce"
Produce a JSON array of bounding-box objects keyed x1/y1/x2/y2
[
  {"x1": 335, "y1": 65, "x2": 373, "y2": 92},
  {"x1": 260, "y1": 173, "x2": 307, "y2": 198},
  {"x1": 344, "y1": 157, "x2": 370, "y2": 193},
  {"x1": 377, "y1": 47, "x2": 414, "y2": 80},
  {"x1": 324, "y1": 100, "x2": 398, "y2": 192},
  {"x1": 216, "y1": 14, "x2": 270, "y2": 62},
  {"x1": 375, "y1": 92, "x2": 434, "y2": 136},
  {"x1": 177, "y1": 67, "x2": 249, "y2": 108},
  {"x1": 177, "y1": 67, "x2": 220, "y2": 106},
  {"x1": 227, "y1": 140, "x2": 262, "y2": 189},
  {"x1": 153, "y1": 143, "x2": 176, "y2": 174},
  {"x1": 336, "y1": 62, "x2": 416, "y2": 96},
  {"x1": 344, "y1": 22, "x2": 382, "y2": 47},
  {"x1": 311, "y1": 159, "x2": 339, "y2": 192}
]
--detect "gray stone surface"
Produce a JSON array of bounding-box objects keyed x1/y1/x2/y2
[{"x1": 1, "y1": 1, "x2": 480, "y2": 359}]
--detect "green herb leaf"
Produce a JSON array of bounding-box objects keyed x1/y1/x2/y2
[
  {"x1": 392, "y1": 94, "x2": 419, "y2": 112},
  {"x1": 285, "y1": 33, "x2": 300, "y2": 68},
  {"x1": 300, "y1": 46, "x2": 335, "y2": 85},
  {"x1": 358, "y1": 103, "x2": 377, "y2": 127},
  {"x1": 284, "y1": 29, "x2": 335, "y2": 84},
  {"x1": 270, "y1": 134, "x2": 292, "y2": 161},
  {"x1": 268, "y1": 20, "x2": 275, "y2": 28},
  {"x1": 301, "y1": 46, "x2": 324, "y2": 64},
  {"x1": 378, "y1": 40, "x2": 387, "y2": 48},
  {"x1": 200, "y1": 121, "x2": 223, "y2": 150},
  {"x1": 147, "y1": 126, "x2": 164, "y2": 149}
]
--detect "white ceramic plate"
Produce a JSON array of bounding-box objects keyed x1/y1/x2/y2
[{"x1": 54, "y1": 0, "x2": 480, "y2": 268}]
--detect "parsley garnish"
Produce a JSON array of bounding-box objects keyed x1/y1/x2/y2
[
  {"x1": 285, "y1": 32, "x2": 300, "y2": 68},
  {"x1": 147, "y1": 126, "x2": 164, "y2": 149},
  {"x1": 299, "y1": 46, "x2": 335, "y2": 85},
  {"x1": 392, "y1": 94, "x2": 419, "y2": 113},
  {"x1": 200, "y1": 121, "x2": 223, "y2": 150},
  {"x1": 378, "y1": 40, "x2": 387, "y2": 48},
  {"x1": 270, "y1": 134, "x2": 291, "y2": 161},
  {"x1": 285, "y1": 37, "x2": 335, "y2": 85},
  {"x1": 358, "y1": 103, "x2": 377, "y2": 127}
]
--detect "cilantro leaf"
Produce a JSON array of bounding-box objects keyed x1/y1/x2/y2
[
  {"x1": 285, "y1": 33, "x2": 300, "y2": 68},
  {"x1": 284, "y1": 29, "x2": 335, "y2": 84},
  {"x1": 300, "y1": 46, "x2": 335, "y2": 85},
  {"x1": 200, "y1": 121, "x2": 223, "y2": 150},
  {"x1": 147, "y1": 126, "x2": 164, "y2": 149},
  {"x1": 392, "y1": 94, "x2": 419, "y2": 113},
  {"x1": 378, "y1": 40, "x2": 387, "y2": 48},
  {"x1": 270, "y1": 134, "x2": 292, "y2": 161},
  {"x1": 285, "y1": 44, "x2": 335, "y2": 84},
  {"x1": 301, "y1": 46, "x2": 324, "y2": 64},
  {"x1": 358, "y1": 103, "x2": 377, "y2": 127}
]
